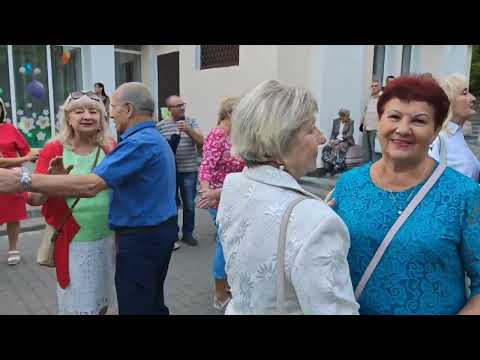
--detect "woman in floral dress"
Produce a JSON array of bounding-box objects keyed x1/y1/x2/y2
[{"x1": 198, "y1": 98, "x2": 245, "y2": 311}]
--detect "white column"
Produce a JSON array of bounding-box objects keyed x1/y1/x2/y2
[
  {"x1": 446, "y1": 45, "x2": 471, "y2": 77},
  {"x1": 85, "y1": 45, "x2": 115, "y2": 97},
  {"x1": 308, "y1": 45, "x2": 371, "y2": 168},
  {"x1": 309, "y1": 45, "x2": 371, "y2": 144},
  {"x1": 141, "y1": 45, "x2": 158, "y2": 115},
  {"x1": 45, "y1": 46, "x2": 56, "y2": 136},
  {"x1": 384, "y1": 45, "x2": 403, "y2": 78},
  {"x1": 7, "y1": 45, "x2": 17, "y2": 127}
]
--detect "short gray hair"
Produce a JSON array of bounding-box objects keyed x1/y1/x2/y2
[
  {"x1": 231, "y1": 80, "x2": 318, "y2": 166},
  {"x1": 117, "y1": 82, "x2": 155, "y2": 116},
  {"x1": 440, "y1": 73, "x2": 468, "y2": 130}
]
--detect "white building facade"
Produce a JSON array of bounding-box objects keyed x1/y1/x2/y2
[{"x1": 0, "y1": 45, "x2": 472, "y2": 150}]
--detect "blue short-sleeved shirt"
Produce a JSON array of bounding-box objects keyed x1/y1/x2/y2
[
  {"x1": 333, "y1": 162, "x2": 480, "y2": 315},
  {"x1": 93, "y1": 120, "x2": 177, "y2": 229}
]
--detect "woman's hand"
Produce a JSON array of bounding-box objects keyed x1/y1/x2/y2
[
  {"x1": 27, "y1": 192, "x2": 48, "y2": 206},
  {"x1": 24, "y1": 150, "x2": 39, "y2": 163},
  {"x1": 324, "y1": 189, "x2": 336, "y2": 207},
  {"x1": 197, "y1": 188, "x2": 220, "y2": 209},
  {"x1": 48, "y1": 156, "x2": 74, "y2": 175}
]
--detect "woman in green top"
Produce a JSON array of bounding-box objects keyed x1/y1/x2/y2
[{"x1": 28, "y1": 91, "x2": 116, "y2": 315}]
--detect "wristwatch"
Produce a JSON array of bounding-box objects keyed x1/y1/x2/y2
[{"x1": 20, "y1": 166, "x2": 32, "y2": 192}]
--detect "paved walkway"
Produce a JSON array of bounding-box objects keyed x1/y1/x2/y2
[{"x1": 0, "y1": 208, "x2": 220, "y2": 315}]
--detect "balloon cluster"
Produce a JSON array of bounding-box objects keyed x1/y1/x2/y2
[
  {"x1": 18, "y1": 62, "x2": 46, "y2": 102},
  {"x1": 19, "y1": 63, "x2": 33, "y2": 75}
]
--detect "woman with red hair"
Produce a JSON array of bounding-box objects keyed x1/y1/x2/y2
[{"x1": 331, "y1": 75, "x2": 480, "y2": 315}]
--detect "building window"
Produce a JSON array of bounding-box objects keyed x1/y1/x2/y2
[
  {"x1": 200, "y1": 45, "x2": 239, "y2": 70},
  {"x1": 372, "y1": 45, "x2": 385, "y2": 83},
  {"x1": 12, "y1": 45, "x2": 52, "y2": 148},
  {"x1": 401, "y1": 45, "x2": 412, "y2": 75},
  {"x1": 115, "y1": 46, "x2": 142, "y2": 88},
  {"x1": 0, "y1": 45, "x2": 12, "y2": 124},
  {"x1": 115, "y1": 45, "x2": 142, "y2": 52},
  {"x1": 51, "y1": 45, "x2": 83, "y2": 130}
]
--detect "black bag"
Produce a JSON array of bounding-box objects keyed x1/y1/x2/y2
[
  {"x1": 359, "y1": 123, "x2": 364, "y2": 132},
  {"x1": 168, "y1": 134, "x2": 181, "y2": 154}
]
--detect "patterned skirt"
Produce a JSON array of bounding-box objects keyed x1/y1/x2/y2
[
  {"x1": 56, "y1": 235, "x2": 116, "y2": 315},
  {"x1": 322, "y1": 141, "x2": 351, "y2": 171}
]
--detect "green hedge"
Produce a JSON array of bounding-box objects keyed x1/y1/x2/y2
[{"x1": 471, "y1": 45, "x2": 480, "y2": 98}]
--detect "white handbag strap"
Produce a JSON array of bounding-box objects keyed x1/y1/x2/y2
[
  {"x1": 354, "y1": 162, "x2": 446, "y2": 300},
  {"x1": 276, "y1": 195, "x2": 308, "y2": 314},
  {"x1": 439, "y1": 133, "x2": 447, "y2": 165}
]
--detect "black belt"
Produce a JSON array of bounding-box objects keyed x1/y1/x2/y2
[{"x1": 115, "y1": 216, "x2": 176, "y2": 235}]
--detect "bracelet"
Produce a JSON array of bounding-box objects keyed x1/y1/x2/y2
[{"x1": 20, "y1": 167, "x2": 32, "y2": 192}]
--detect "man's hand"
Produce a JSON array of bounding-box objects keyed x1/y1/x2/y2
[
  {"x1": 177, "y1": 120, "x2": 204, "y2": 146},
  {"x1": 0, "y1": 168, "x2": 22, "y2": 194},
  {"x1": 177, "y1": 120, "x2": 189, "y2": 133},
  {"x1": 48, "y1": 156, "x2": 74, "y2": 175}
]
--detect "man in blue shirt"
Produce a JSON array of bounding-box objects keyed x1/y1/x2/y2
[{"x1": 1, "y1": 83, "x2": 178, "y2": 315}]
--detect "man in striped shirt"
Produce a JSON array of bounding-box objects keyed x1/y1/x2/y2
[{"x1": 157, "y1": 95, "x2": 204, "y2": 249}]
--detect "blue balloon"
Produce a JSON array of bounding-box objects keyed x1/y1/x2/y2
[
  {"x1": 24, "y1": 63, "x2": 33, "y2": 75},
  {"x1": 26, "y1": 80, "x2": 46, "y2": 102}
]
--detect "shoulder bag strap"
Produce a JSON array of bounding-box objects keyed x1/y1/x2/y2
[
  {"x1": 276, "y1": 195, "x2": 309, "y2": 314},
  {"x1": 439, "y1": 133, "x2": 447, "y2": 165},
  {"x1": 53, "y1": 146, "x2": 102, "y2": 240},
  {"x1": 354, "y1": 162, "x2": 447, "y2": 300}
]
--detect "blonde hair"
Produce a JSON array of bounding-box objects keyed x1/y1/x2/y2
[
  {"x1": 54, "y1": 94, "x2": 112, "y2": 149},
  {"x1": 231, "y1": 80, "x2": 318, "y2": 166},
  {"x1": 0, "y1": 97, "x2": 5, "y2": 123},
  {"x1": 217, "y1": 97, "x2": 239, "y2": 125},
  {"x1": 440, "y1": 73, "x2": 468, "y2": 130}
]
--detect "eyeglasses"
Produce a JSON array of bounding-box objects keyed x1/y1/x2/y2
[
  {"x1": 69, "y1": 91, "x2": 101, "y2": 103},
  {"x1": 168, "y1": 103, "x2": 186, "y2": 109}
]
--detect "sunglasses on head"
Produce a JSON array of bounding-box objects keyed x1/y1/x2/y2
[{"x1": 69, "y1": 91, "x2": 101, "y2": 103}]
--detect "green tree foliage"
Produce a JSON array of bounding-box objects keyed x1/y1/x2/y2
[{"x1": 470, "y1": 45, "x2": 480, "y2": 98}]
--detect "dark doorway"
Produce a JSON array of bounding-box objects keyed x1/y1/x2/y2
[{"x1": 157, "y1": 51, "x2": 180, "y2": 120}]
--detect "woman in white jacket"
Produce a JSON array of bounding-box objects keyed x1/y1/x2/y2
[
  {"x1": 216, "y1": 80, "x2": 359, "y2": 315},
  {"x1": 429, "y1": 74, "x2": 479, "y2": 181}
]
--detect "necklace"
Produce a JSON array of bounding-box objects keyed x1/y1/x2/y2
[
  {"x1": 388, "y1": 189, "x2": 417, "y2": 215},
  {"x1": 372, "y1": 162, "x2": 431, "y2": 216}
]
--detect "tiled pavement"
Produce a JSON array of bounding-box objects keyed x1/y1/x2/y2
[{"x1": 0, "y1": 208, "x2": 221, "y2": 315}]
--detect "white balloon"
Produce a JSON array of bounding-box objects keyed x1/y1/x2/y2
[
  {"x1": 34, "y1": 68, "x2": 41, "y2": 75},
  {"x1": 19, "y1": 66, "x2": 26, "y2": 74},
  {"x1": 27, "y1": 103, "x2": 33, "y2": 108}
]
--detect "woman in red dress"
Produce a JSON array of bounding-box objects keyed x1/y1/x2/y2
[{"x1": 0, "y1": 98, "x2": 38, "y2": 265}]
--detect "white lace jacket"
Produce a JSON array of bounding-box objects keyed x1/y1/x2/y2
[{"x1": 217, "y1": 165, "x2": 359, "y2": 315}]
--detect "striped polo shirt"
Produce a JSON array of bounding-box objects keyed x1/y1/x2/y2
[{"x1": 157, "y1": 117, "x2": 201, "y2": 173}]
